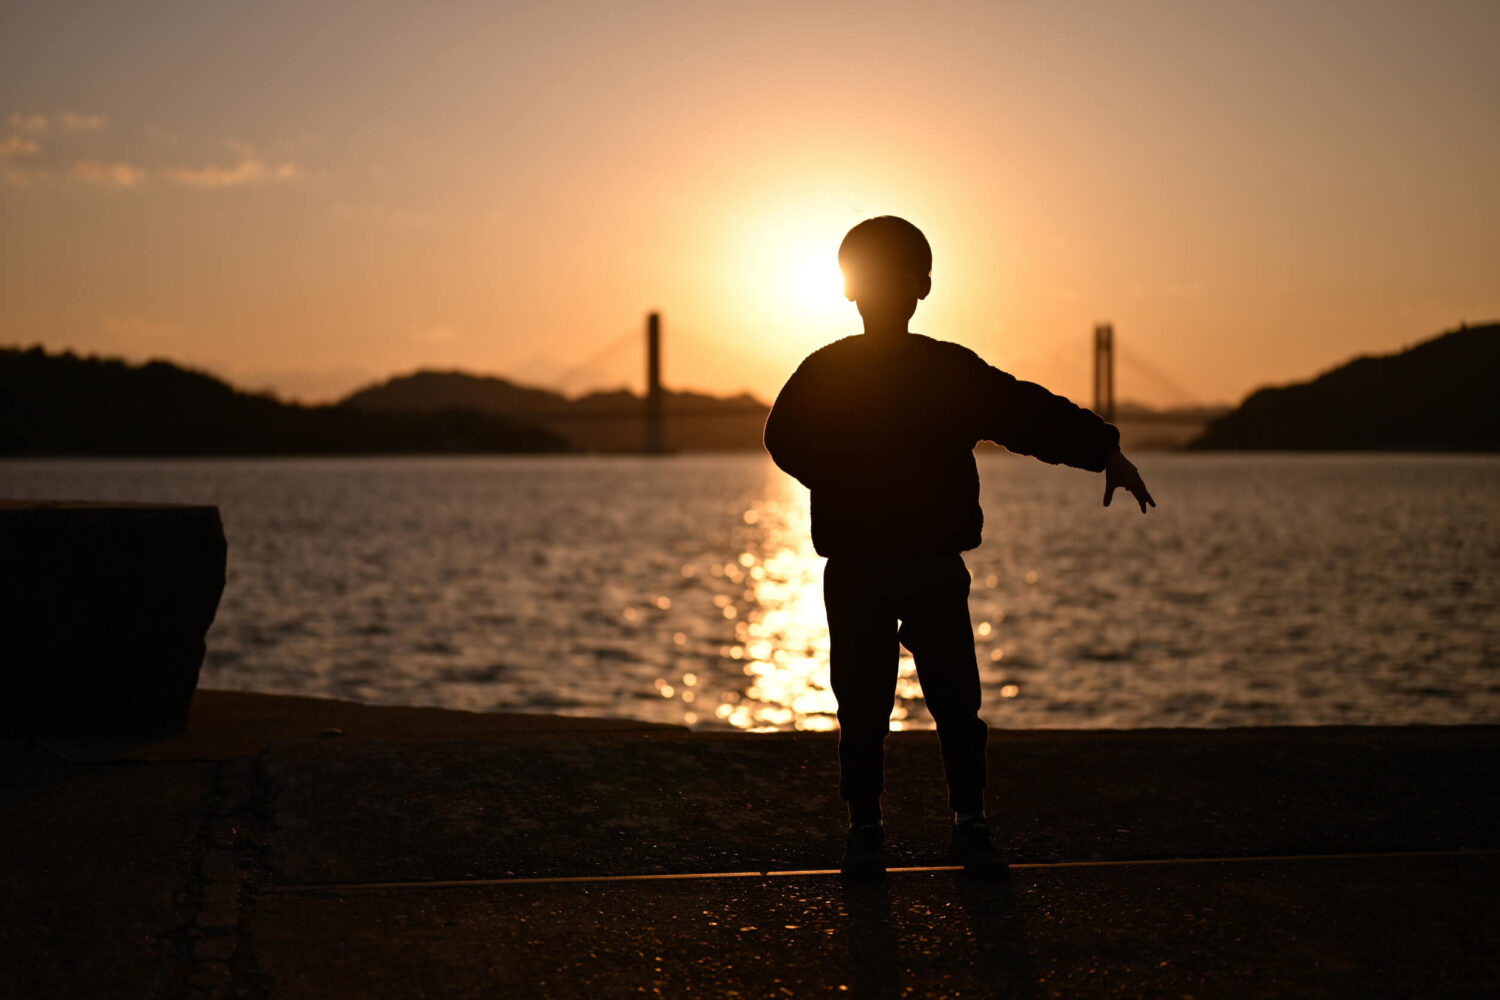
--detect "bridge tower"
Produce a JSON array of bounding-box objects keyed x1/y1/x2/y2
[
  {"x1": 645, "y1": 311, "x2": 664, "y2": 454},
  {"x1": 1093, "y1": 323, "x2": 1115, "y2": 423}
]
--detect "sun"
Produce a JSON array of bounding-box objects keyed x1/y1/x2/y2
[
  {"x1": 714, "y1": 198, "x2": 874, "y2": 357},
  {"x1": 783, "y1": 242, "x2": 848, "y2": 319},
  {"x1": 731, "y1": 217, "x2": 853, "y2": 336}
]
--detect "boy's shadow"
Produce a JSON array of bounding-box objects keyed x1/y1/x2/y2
[
  {"x1": 841, "y1": 879, "x2": 903, "y2": 1000},
  {"x1": 957, "y1": 873, "x2": 1038, "y2": 997},
  {"x1": 840, "y1": 874, "x2": 1037, "y2": 999}
]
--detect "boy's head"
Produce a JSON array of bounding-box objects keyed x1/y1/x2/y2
[{"x1": 838, "y1": 215, "x2": 932, "y2": 308}]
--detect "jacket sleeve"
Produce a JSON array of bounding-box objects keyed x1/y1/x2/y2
[
  {"x1": 969, "y1": 358, "x2": 1120, "y2": 472},
  {"x1": 763, "y1": 359, "x2": 823, "y2": 488}
]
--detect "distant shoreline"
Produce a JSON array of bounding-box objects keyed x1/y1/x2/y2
[{"x1": 10, "y1": 447, "x2": 1500, "y2": 462}]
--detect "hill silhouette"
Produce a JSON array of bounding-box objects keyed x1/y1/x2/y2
[
  {"x1": 340, "y1": 370, "x2": 770, "y2": 451},
  {"x1": 1189, "y1": 323, "x2": 1500, "y2": 451},
  {"x1": 0, "y1": 347, "x2": 567, "y2": 456}
]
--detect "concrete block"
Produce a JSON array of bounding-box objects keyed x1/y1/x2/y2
[{"x1": 0, "y1": 500, "x2": 227, "y2": 735}]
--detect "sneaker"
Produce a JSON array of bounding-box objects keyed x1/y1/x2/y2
[
  {"x1": 951, "y1": 817, "x2": 1008, "y2": 877},
  {"x1": 842, "y1": 822, "x2": 886, "y2": 878}
]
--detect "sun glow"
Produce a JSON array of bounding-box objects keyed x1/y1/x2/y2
[
  {"x1": 726, "y1": 204, "x2": 862, "y2": 352},
  {"x1": 783, "y1": 243, "x2": 847, "y2": 319}
]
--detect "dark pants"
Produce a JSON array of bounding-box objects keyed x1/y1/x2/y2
[{"x1": 823, "y1": 552, "x2": 988, "y2": 819}]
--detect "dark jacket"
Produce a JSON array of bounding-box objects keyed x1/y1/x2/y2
[{"x1": 764, "y1": 333, "x2": 1119, "y2": 557}]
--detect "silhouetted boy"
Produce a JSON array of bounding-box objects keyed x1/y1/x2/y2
[{"x1": 764, "y1": 216, "x2": 1154, "y2": 877}]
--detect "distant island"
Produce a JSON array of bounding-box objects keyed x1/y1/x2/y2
[
  {"x1": 1189, "y1": 323, "x2": 1500, "y2": 451},
  {"x1": 0, "y1": 346, "x2": 770, "y2": 456},
  {"x1": 0, "y1": 347, "x2": 566, "y2": 456},
  {"x1": 342, "y1": 370, "x2": 769, "y2": 452}
]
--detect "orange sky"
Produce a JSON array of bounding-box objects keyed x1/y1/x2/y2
[{"x1": 2, "y1": 1, "x2": 1497, "y2": 408}]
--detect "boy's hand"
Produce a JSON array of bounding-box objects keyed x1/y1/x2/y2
[{"x1": 1104, "y1": 448, "x2": 1155, "y2": 513}]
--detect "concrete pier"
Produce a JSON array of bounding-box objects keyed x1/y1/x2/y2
[{"x1": 4, "y1": 690, "x2": 1497, "y2": 998}]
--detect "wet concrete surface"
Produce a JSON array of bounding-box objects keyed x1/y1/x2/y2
[
  {"x1": 257, "y1": 725, "x2": 1500, "y2": 884},
  {"x1": 0, "y1": 740, "x2": 216, "y2": 1000},
  {"x1": 4, "y1": 692, "x2": 1499, "y2": 998},
  {"x1": 255, "y1": 855, "x2": 1499, "y2": 999}
]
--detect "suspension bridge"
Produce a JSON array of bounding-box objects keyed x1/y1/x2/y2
[{"x1": 509, "y1": 314, "x2": 1210, "y2": 453}]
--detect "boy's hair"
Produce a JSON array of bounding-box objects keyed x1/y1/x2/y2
[{"x1": 838, "y1": 216, "x2": 932, "y2": 287}]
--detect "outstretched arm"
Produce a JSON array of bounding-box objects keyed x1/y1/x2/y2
[
  {"x1": 1103, "y1": 448, "x2": 1155, "y2": 513},
  {"x1": 972, "y1": 361, "x2": 1120, "y2": 472}
]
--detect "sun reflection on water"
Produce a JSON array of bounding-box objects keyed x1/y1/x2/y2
[
  {"x1": 714, "y1": 476, "x2": 835, "y2": 731},
  {"x1": 644, "y1": 468, "x2": 939, "y2": 732}
]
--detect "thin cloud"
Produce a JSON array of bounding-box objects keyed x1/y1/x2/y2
[
  {"x1": 72, "y1": 160, "x2": 147, "y2": 188},
  {"x1": 7, "y1": 111, "x2": 107, "y2": 132},
  {"x1": 0, "y1": 136, "x2": 40, "y2": 158},
  {"x1": 162, "y1": 157, "x2": 300, "y2": 189},
  {"x1": 2, "y1": 118, "x2": 301, "y2": 194},
  {"x1": 8, "y1": 112, "x2": 50, "y2": 133},
  {"x1": 3, "y1": 166, "x2": 41, "y2": 188},
  {"x1": 59, "y1": 111, "x2": 106, "y2": 131}
]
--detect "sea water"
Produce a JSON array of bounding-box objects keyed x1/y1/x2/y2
[{"x1": 4, "y1": 452, "x2": 1497, "y2": 730}]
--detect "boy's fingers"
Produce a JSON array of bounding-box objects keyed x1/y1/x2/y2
[{"x1": 1103, "y1": 482, "x2": 1115, "y2": 507}]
